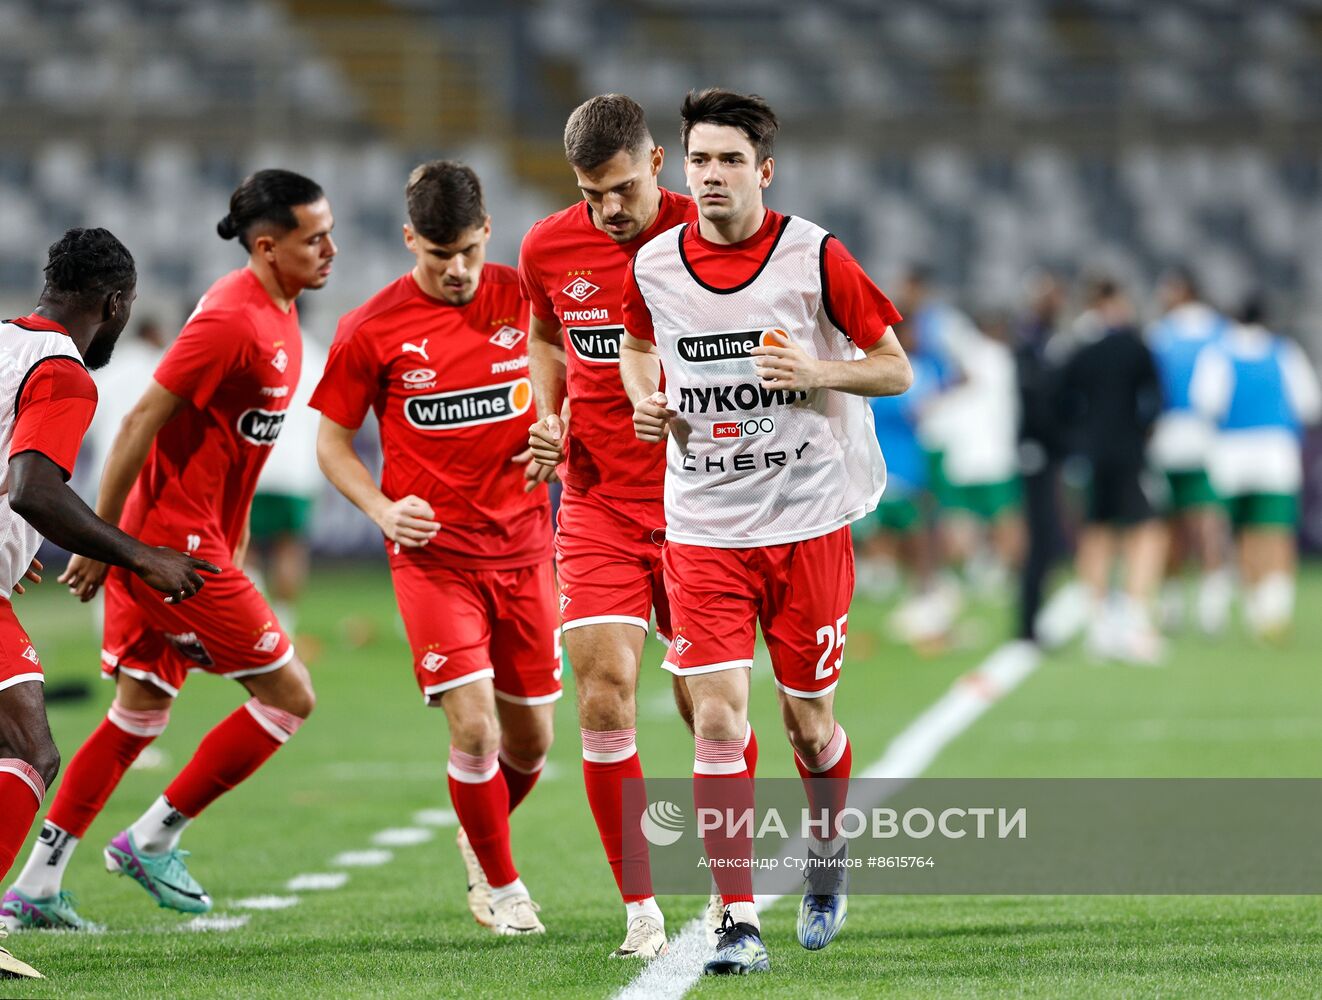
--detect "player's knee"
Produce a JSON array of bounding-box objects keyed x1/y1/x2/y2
[
  {"x1": 20, "y1": 735, "x2": 60, "y2": 791},
  {"x1": 285, "y1": 683, "x2": 316, "y2": 720},
  {"x1": 450, "y1": 715, "x2": 500, "y2": 756},
  {"x1": 784, "y1": 713, "x2": 836, "y2": 760},
  {"x1": 576, "y1": 678, "x2": 634, "y2": 730},
  {"x1": 691, "y1": 700, "x2": 744, "y2": 743}
]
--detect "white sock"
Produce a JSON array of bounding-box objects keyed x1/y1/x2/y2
[
  {"x1": 625, "y1": 897, "x2": 664, "y2": 925},
  {"x1": 128, "y1": 795, "x2": 191, "y2": 855},
  {"x1": 725, "y1": 900, "x2": 759, "y2": 929},
  {"x1": 12, "y1": 821, "x2": 79, "y2": 899},
  {"x1": 489, "y1": 877, "x2": 528, "y2": 904}
]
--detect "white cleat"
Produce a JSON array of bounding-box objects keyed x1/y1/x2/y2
[
  {"x1": 611, "y1": 914, "x2": 668, "y2": 959},
  {"x1": 489, "y1": 893, "x2": 545, "y2": 936},
  {"x1": 455, "y1": 828, "x2": 494, "y2": 927},
  {"x1": 704, "y1": 892, "x2": 725, "y2": 947},
  {"x1": 0, "y1": 925, "x2": 42, "y2": 980}
]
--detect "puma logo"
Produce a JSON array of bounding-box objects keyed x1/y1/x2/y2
[{"x1": 402, "y1": 339, "x2": 430, "y2": 361}]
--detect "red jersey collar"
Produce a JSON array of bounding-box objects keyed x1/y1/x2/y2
[
  {"x1": 10, "y1": 312, "x2": 71, "y2": 336},
  {"x1": 689, "y1": 207, "x2": 781, "y2": 254}
]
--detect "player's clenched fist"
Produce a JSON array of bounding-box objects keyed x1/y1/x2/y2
[
  {"x1": 751, "y1": 330, "x2": 823, "y2": 391},
  {"x1": 632, "y1": 391, "x2": 675, "y2": 443},
  {"x1": 375, "y1": 494, "x2": 441, "y2": 547},
  {"x1": 528, "y1": 413, "x2": 566, "y2": 468}
]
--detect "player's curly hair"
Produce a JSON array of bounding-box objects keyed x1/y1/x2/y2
[
  {"x1": 42, "y1": 227, "x2": 136, "y2": 306},
  {"x1": 563, "y1": 94, "x2": 654, "y2": 171},
  {"x1": 218, "y1": 169, "x2": 324, "y2": 250},
  {"x1": 681, "y1": 89, "x2": 779, "y2": 164},
  {"x1": 406, "y1": 160, "x2": 486, "y2": 247}
]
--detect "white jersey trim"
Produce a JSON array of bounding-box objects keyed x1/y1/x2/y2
[{"x1": 0, "y1": 672, "x2": 43, "y2": 693}]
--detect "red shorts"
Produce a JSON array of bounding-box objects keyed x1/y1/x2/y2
[
  {"x1": 0, "y1": 599, "x2": 42, "y2": 694},
  {"x1": 100, "y1": 563, "x2": 293, "y2": 697},
  {"x1": 389, "y1": 550, "x2": 562, "y2": 706},
  {"x1": 662, "y1": 526, "x2": 855, "y2": 698},
  {"x1": 555, "y1": 487, "x2": 670, "y2": 642}
]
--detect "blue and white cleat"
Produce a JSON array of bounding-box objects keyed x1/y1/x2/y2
[
  {"x1": 703, "y1": 911, "x2": 770, "y2": 976},
  {"x1": 103, "y1": 831, "x2": 212, "y2": 914},
  {"x1": 796, "y1": 848, "x2": 849, "y2": 951}
]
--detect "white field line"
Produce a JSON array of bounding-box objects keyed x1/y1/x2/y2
[
  {"x1": 332, "y1": 849, "x2": 394, "y2": 867},
  {"x1": 286, "y1": 872, "x2": 349, "y2": 891},
  {"x1": 181, "y1": 914, "x2": 250, "y2": 932},
  {"x1": 613, "y1": 639, "x2": 1041, "y2": 1000},
  {"x1": 371, "y1": 827, "x2": 434, "y2": 847},
  {"x1": 232, "y1": 895, "x2": 301, "y2": 911}
]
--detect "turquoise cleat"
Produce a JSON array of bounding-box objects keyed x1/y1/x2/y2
[
  {"x1": 103, "y1": 831, "x2": 212, "y2": 914},
  {"x1": 1, "y1": 887, "x2": 88, "y2": 931},
  {"x1": 703, "y1": 911, "x2": 770, "y2": 976}
]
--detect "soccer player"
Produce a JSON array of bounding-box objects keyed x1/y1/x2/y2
[
  {"x1": 1191, "y1": 296, "x2": 1321, "y2": 640},
  {"x1": 522, "y1": 95, "x2": 740, "y2": 959},
  {"x1": 1057, "y1": 280, "x2": 1166, "y2": 663},
  {"x1": 620, "y1": 89, "x2": 911, "y2": 974},
  {"x1": 1147, "y1": 267, "x2": 1232, "y2": 634},
  {"x1": 312, "y1": 162, "x2": 557, "y2": 936},
  {"x1": 0, "y1": 229, "x2": 218, "y2": 976},
  {"x1": 5, "y1": 171, "x2": 333, "y2": 930}
]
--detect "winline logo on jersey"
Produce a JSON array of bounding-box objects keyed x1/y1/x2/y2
[
  {"x1": 676, "y1": 328, "x2": 788, "y2": 365},
  {"x1": 237, "y1": 408, "x2": 286, "y2": 445},
  {"x1": 404, "y1": 377, "x2": 533, "y2": 430},
  {"x1": 620, "y1": 777, "x2": 1322, "y2": 896},
  {"x1": 565, "y1": 325, "x2": 623, "y2": 363}
]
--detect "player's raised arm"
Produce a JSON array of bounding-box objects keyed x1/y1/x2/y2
[
  {"x1": 526, "y1": 311, "x2": 569, "y2": 468},
  {"x1": 620, "y1": 332, "x2": 672, "y2": 442},
  {"x1": 751, "y1": 326, "x2": 912, "y2": 398},
  {"x1": 315, "y1": 414, "x2": 438, "y2": 547}
]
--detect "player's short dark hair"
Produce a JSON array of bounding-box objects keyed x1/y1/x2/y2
[
  {"x1": 1238, "y1": 292, "x2": 1268, "y2": 326},
  {"x1": 406, "y1": 160, "x2": 486, "y2": 247},
  {"x1": 1161, "y1": 264, "x2": 1199, "y2": 300},
  {"x1": 680, "y1": 89, "x2": 779, "y2": 164},
  {"x1": 217, "y1": 169, "x2": 324, "y2": 250},
  {"x1": 563, "y1": 94, "x2": 654, "y2": 171},
  {"x1": 41, "y1": 227, "x2": 136, "y2": 306}
]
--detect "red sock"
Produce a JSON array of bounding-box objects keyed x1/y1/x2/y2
[
  {"x1": 743, "y1": 723, "x2": 759, "y2": 780},
  {"x1": 498, "y1": 747, "x2": 545, "y2": 814},
  {"x1": 794, "y1": 724, "x2": 852, "y2": 847},
  {"x1": 0, "y1": 759, "x2": 45, "y2": 880},
  {"x1": 581, "y1": 729, "x2": 653, "y2": 902},
  {"x1": 694, "y1": 735, "x2": 754, "y2": 905},
  {"x1": 447, "y1": 747, "x2": 517, "y2": 887},
  {"x1": 165, "y1": 699, "x2": 302, "y2": 817},
  {"x1": 48, "y1": 701, "x2": 169, "y2": 837}
]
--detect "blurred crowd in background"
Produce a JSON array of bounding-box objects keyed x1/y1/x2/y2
[{"x1": 3, "y1": 0, "x2": 1321, "y2": 652}]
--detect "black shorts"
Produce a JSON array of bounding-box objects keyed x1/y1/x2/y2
[{"x1": 1086, "y1": 460, "x2": 1154, "y2": 526}]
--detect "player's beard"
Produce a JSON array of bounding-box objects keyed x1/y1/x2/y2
[{"x1": 84, "y1": 328, "x2": 124, "y2": 370}]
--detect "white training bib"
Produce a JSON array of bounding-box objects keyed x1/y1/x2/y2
[
  {"x1": 632, "y1": 215, "x2": 886, "y2": 547},
  {"x1": 0, "y1": 320, "x2": 85, "y2": 597}
]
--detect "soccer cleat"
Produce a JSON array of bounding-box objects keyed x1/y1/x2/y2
[
  {"x1": 703, "y1": 892, "x2": 724, "y2": 947},
  {"x1": 610, "y1": 914, "x2": 667, "y2": 959},
  {"x1": 0, "y1": 925, "x2": 42, "y2": 979},
  {"x1": 703, "y1": 910, "x2": 770, "y2": 976},
  {"x1": 489, "y1": 893, "x2": 545, "y2": 935},
  {"x1": 455, "y1": 827, "x2": 494, "y2": 927},
  {"x1": 103, "y1": 830, "x2": 212, "y2": 914},
  {"x1": 796, "y1": 848, "x2": 850, "y2": 951},
  {"x1": 1, "y1": 887, "x2": 88, "y2": 931}
]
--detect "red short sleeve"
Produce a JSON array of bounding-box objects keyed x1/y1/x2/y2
[
  {"x1": 10, "y1": 358, "x2": 98, "y2": 479},
  {"x1": 821, "y1": 237, "x2": 902, "y2": 349},
  {"x1": 309, "y1": 319, "x2": 381, "y2": 429},
  {"x1": 154, "y1": 311, "x2": 251, "y2": 409},
  {"x1": 622, "y1": 260, "x2": 656, "y2": 344},
  {"x1": 518, "y1": 229, "x2": 557, "y2": 325}
]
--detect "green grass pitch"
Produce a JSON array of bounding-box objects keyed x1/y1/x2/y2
[{"x1": 3, "y1": 560, "x2": 1320, "y2": 998}]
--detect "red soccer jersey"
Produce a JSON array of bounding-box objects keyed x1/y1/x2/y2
[
  {"x1": 518, "y1": 187, "x2": 696, "y2": 499},
  {"x1": 310, "y1": 265, "x2": 550, "y2": 569},
  {"x1": 119, "y1": 268, "x2": 302, "y2": 557},
  {"x1": 623, "y1": 209, "x2": 902, "y2": 348}
]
